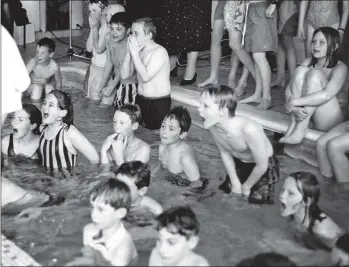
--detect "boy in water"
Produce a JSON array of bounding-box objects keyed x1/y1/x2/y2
[
  {"x1": 332, "y1": 233, "x2": 349, "y2": 266},
  {"x1": 115, "y1": 161, "x2": 163, "y2": 215},
  {"x1": 121, "y1": 17, "x2": 171, "y2": 130},
  {"x1": 149, "y1": 206, "x2": 210, "y2": 266},
  {"x1": 98, "y1": 12, "x2": 138, "y2": 108},
  {"x1": 26, "y1": 37, "x2": 62, "y2": 100},
  {"x1": 198, "y1": 85, "x2": 279, "y2": 204},
  {"x1": 80, "y1": 178, "x2": 137, "y2": 266},
  {"x1": 159, "y1": 106, "x2": 201, "y2": 183}
]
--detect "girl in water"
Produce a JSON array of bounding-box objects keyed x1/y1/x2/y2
[
  {"x1": 2, "y1": 104, "x2": 42, "y2": 159},
  {"x1": 281, "y1": 27, "x2": 348, "y2": 144},
  {"x1": 38, "y1": 90, "x2": 99, "y2": 171},
  {"x1": 279, "y1": 171, "x2": 344, "y2": 250}
]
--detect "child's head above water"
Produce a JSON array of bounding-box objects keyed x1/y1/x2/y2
[
  {"x1": 11, "y1": 104, "x2": 42, "y2": 138},
  {"x1": 109, "y1": 12, "x2": 131, "y2": 42},
  {"x1": 115, "y1": 161, "x2": 151, "y2": 202},
  {"x1": 89, "y1": 0, "x2": 108, "y2": 19},
  {"x1": 113, "y1": 104, "x2": 142, "y2": 136},
  {"x1": 155, "y1": 206, "x2": 200, "y2": 265},
  {"x1": 236, "y1": 252, "x2": 297, "y2": 267},
  {"x1": 89, "y1": 178, "x2": 131, "y2": 229},
  {"x1": 132, "y1": 17, "x2": 157, "y2": 47},
  {"x1": 309, "y1": 27, "x2": 340, "y2": 68},
  {"x1": 332, "y1": 233, "x2": 349, "y2": 266},
  {"x1": 42, "y1": 90, "x2": 74, "y2": 128},
  {"x1": 36, "y1": 37, "x2": 56, "y2": 64}
]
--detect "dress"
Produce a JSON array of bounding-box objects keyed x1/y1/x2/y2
[
  {"x1": 278, "y1": 0, "x2": 299, "y2": 36},
  {"x1": 159, "y1": 0, "x2": 211, "y2": 55}
]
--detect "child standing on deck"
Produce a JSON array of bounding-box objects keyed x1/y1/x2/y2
[
  {"x1": 26, "y1": 37, "x2": 62, "y2": 101},
  {"x1": 97, "y1": 12, "x2": 138, "y2": 108},
  {"x1": 100, "y1": 104, "x2": 150, "y2": 166}
]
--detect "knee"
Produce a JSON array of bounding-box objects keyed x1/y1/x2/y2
[
  {"x1": 252, "y1": 52, "x2": 266, "y2": 62},
  {"x1": 305, "y1": 69, "x2": 326, "y2": 84},
  {"x1": 316, "y1": 135, "x2": 328, "y2": 152},
  {"x1": 327, "y1": 138, "x2": 340, "y2": 154},
  {"x1": 229, "y1": 39, "x2": 241, "y2": 51}
]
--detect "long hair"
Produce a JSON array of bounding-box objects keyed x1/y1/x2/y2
[
  {"x1": 22, "y1": 104, "x2": 42, "y2": 135},
  {"x1": 48, "y1": 90, "x2": 74, "y2": 129}
]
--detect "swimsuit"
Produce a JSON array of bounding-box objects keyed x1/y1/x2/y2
[
  {"x1": 7, "y1": 133, "x2": 38, "y2": 158},
  {"x1": 278, "y1": 0, "x2": 299, "y2": 37},
  {"x1": 224, "y1": 1, "x2": 247, "y2": 33},
  {"x1": 307, "y1": 1, "x2": 340, "y2": 29},
  {"x1": 112, "y1": 83, "x2": 138, "y2": 111}
]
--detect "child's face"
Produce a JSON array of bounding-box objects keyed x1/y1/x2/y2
[
  {"x1": 332, "y1": 247, "x2": 349, "y2": 266},
  {"x1": 90, "y1": 196, "x2": 122, "y2": 229},
  {"x1": 160, "y1": 117, "x2": 185, "y2": 145},
  {"x1": 279, "y1": 177, "x2": 303, "y2": 217},
  {"x1": 311, "y1": 31, "x2": 327, "y2": 59},
  {"x1": 156, "y1": 227, "x2": 198, "y2": 266},
  {"x1": 116, "y1": 174, "x2": 143, "y2": 203},
  {"x1": 89, "y1": 3, "x2": 102, "y2": 20},
  {"x1": 11, "y1": 109, "x2": 32, "y2": 139},
  {"x1": 36, "y1": 45, "x2": 52, "y2": 64},
  {"x1": 198, "y1": 92, "x2": 222, "y2": 129},
  {"x1": 41, "y1": 94, "x2": 63, "y2": 124},
  {"x1": 113, "y1": 111, "x2": 136, "y2": 137},
  {"x1": 131, "y1": 22, "x2": 150, "y2": 47},
  {"x1": 110, "y1": 23, "x2": 128, "y2": 42}
]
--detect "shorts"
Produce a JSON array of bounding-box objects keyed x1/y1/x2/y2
[
  {"x1": 279, "y1": 12, "x2": 298, "y2": 37},
  {"x1": 135, "y1": 94, "x2": 171, "y2": 130},
  {"x1": 214, "y1": 1, "x2": 226, "y2": 21},
  {"x1": 227, "y1": 154, "x2": 280, "y2": 204},
  {"x1": 113, "y1": 83, "x2": 138, "y2": 110}
]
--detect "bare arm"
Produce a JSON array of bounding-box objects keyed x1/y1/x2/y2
[
  {"x1": 292, "y1": 64, "x2": 348, "y2": 107},
  {"x1": 99, "y1": 38, "x2": 114, "y2": 88},
  {"x1": 54, "y1": 64, "x2": 62, "y2": 90},
  {"x1": 298, "y1": 0, "x2": 309, "y2": 31},
  {"x1": 339, "y1": 0, "x2": 349, "y2": 32},
  {"x1": 121, "y1": 51, "x2": 134, "y2": 80},
  {"x1": 142, "y1": 196, "x2": 163, "y2": 215},
  {"x1": 86, "y1": 30, "x2": 94, "y2": 52},
  {"x1": 26, "y1": 58, "x2": 36, "y2": 75},
  {"x1": 180, "y1": 151, "x2": 200, "y2": 182},
  {"x1": 93, "y1": 27, "x2": 108, "y2": 54},
  {"x1": 217, "y1": 144, "x2": 239, "y2": 186}
]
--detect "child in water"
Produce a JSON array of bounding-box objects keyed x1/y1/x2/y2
[
  {"x1": 279, "y1": 171, "x2": 344, "y2": 250},
  {"x1": 38, "y1": 90, "x2": 99, "y2": 171},
  {"x1": 115, "y1": 161, "x2": 163, "y2": 215},
  {"x1": 149, "y1": 206, "x2": 210, "y2": 266},
  {"x1": 332, "y1": 233, "x2": 349, "y2": 266},
  {"x1": 100, "y1": 104, "x2": 150, "y2": 166},
  {"x1": 2, "y1": 104, "x2": 42, "y2": 159},
  {"x1": 26, "y1": 37, "x2": 62, "y2": 101}
]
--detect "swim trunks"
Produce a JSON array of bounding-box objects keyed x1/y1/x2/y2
[{"x1": 113, "y1": 83, "x2": 138, "y2": 111}]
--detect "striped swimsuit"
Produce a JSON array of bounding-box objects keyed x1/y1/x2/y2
[{"x1": 38, "y1": 126, "x2": 76, "y2": 171}]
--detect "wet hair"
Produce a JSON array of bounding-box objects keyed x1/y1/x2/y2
[
  {"x1": 48, "y1": 90, "x2": 74, "y2": 129},
  {"x1": 134, "y1": 17, "x2": 157, "y2": 40},
  {"x1": 117, "y1": 104, "x2": 142, "y2": 124},
  {"x1": 156, "y1": 206, "x2": 199, "y2": 239},
  {"x1": 37, "y1": 37, "x2": 56, "y2": 53},
  {"x1": 202, "y1": 85, "x2": 238, "y2": 117},
  {"x1": 308, "y1": 27, "x2": 340, "y2": 68},
  {"x1": 289, "y1": 171, "x2": 324, "y2": 234},
  {"x1": 236, "y1": 252, "x2": 297, "y2": 267},
  {"x1": 116, "y1": 161, "x2": 150, "y2": 189},
  {"x1": 89, "y1": 0, "x2": 108, "y2": 8},
  {"x1": 89, "y1": 178, "x2": 131, "y2": 210},
  {"x1": 163, "y1": 106, "x2": 191, "y2": 134},
  {"x1": 335, "y1": 233, "x2": 349, "y2": 254},
  {"x1": 110, "y1": 12, "x2": 131, "y2": 29},
  {"x1": 22, "y1": 104, "x2": 42, "y2": 135}
]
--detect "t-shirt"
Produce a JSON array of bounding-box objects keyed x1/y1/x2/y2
[{"x1": 1, "y1": 25, "x2": 30, "y2": 116}]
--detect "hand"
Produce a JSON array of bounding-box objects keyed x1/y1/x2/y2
[
  {"x1": 293, "y1": 107, "x2": 308, "y2": 121},
  {"x1": 89, "y1": 15, "x2": 99, "y2": 29},
  {"x1": 265, "y1": 4, "x2": 276, "y2": 19},
  {"x1": 128, "y1": 35, "x2": 144, "y2": 55},
  {"x1": 101, "y1": 133, "x2": 118, "y2": 152},
  {"x1": 285, "y1": 88, "x2": 292, "y2": 103},
  {"x1": 241, "y1": 184, "x2": 251, "y2": 198},
  {"x1": 297, "y1": 25, "x2": 305, "y2": 41},
  {"x1": 285, "y1": 100, "x2": 295, "y2": 113},
  {"x1": 99, "y1": 85, "x2": 114, "y2": 97},
  {"x1": 111, "y1": 133, "x2": 128, "y2": 153}
]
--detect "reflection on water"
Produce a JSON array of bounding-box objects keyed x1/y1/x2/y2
[{"x1": 2, "y1": 87, "x2": 349, "y2": 266}]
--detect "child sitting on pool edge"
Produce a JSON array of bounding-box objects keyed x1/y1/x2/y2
[
  {"x1": 149, "y1": 205, "x2": 210, "y2": 266},
  {"x1": 100, "y1": 104, "x2": 151, "y2": 166},
  {"x1": 115, "y1": 161, "x2": 163, "y2": 215}
]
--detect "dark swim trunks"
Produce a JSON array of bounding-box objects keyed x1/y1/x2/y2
[{"x1": 219, "y1": 154, "x2": 280, "y2": 204}]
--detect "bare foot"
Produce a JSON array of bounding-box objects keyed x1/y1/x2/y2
[
  {"x1": 239, "y1": 94, "x2": 262, "y2": 104},
  {"x1": 257, "y1": 99, "x2": 273, "y2": 110},
  {"x1": 197, "y1": 76, "x2": 218, "y2": 88},
  {"x1": 234, "y1": 83, "x2": 247, "y2": 97},
  {"x1": 282, "y1": 122, "x2": 308, "y2": 144},
  {"x1": 271, "y1": 78, "x2": 286, "y2": 88}
]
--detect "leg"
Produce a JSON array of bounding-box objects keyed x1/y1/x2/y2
[
  {"x1": 183, "y1": 52, "x2": 198, "y2": 80},
  {"x1": 228, "y1": 51, "x2": 239, "y2": 89},
  {"x1": 169, "y1": 55, "x2": 178, "y2": 72},
  {"x1": 272, "y1": 36, "x2": 286, "y2": 87},
  {"x1": 283, "y1": 35, "x2": 297, "y2": 78},
  {"x1": 235, "y1": 66, "x2": 249, "y2": 97},
  {"x1": 316, "y1": 121, "x2": 349, "y2": 178},
  {"x1": 279, "y1": 114, "x2": 297, "y2": 143},
  {"x1": 328, "y1": 130, "x2": 349, "y2": 183},
  {"x1": 240, "y1": 62, "x2": 262, "y2": 104},
  {"x1": 198, "y1": 19, "x2": 225, "y2": 87},
  {"x1": 305, "y1": 24, "x2": 315, "y2": 57},
  {"x1": 29, "y1": 84, "x2": 44, "y2": 100}
]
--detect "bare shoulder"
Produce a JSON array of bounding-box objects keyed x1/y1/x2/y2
[
  {"x1": 192, "y1": 253, "x2": 210, "y2": 266},
  {"x1": 180, "y1": 142, "x2": 196, "y2": 158},
  {"x1": 241, "y1": 117, "x2": 263, "y2": 135},
  {"x1": 301, "y1": 57, "x2": 312, "y2": 66},
  {"x1": 27, "y1": 57, "x2": 36, "y2": 65},
  {"x1": 333, "y1": 60, "x2": 348, "y2": 74},
  {"x1": 154, "y1": 44, "x2": 168, "y2": 57},
  {"x1": 50, "y1": 59, "x2": 59, "y2": 70},
  {"x1": 142, "y1": 196, "x2": 163, "y2": 215},
  {"x1": 83, "y1": 223, "x2": 98, "y2": 241},
  {"x1": 313, "y1": 213, "x2": 343, "y2": 237},
  {"x1": 137, "y1": 138, "x2": 150, "y2": 151}
]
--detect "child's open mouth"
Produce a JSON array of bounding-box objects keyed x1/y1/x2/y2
[
  {"x1": 43, "y1": 112, "x2": 49, "y2": 119},
  {"x1": 280, "y1": 202, "x2": 286, "y2": 211}
]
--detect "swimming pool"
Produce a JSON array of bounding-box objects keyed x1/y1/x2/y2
[{"x1": 2, "y1": 67, "x2": 349, "y2": 266}]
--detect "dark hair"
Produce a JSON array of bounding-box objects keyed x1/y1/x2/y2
[
  {"x1": 110, "y1": 12, "x2": 131, "y2": 29},
  {"x1": 89, "y1": 0, "x2": 108, "y2": 8},
  {"x1": 156, "y1": 206, "x2": 199, "y2": 239},
  {"x1": 236, "y1": 252, "x2": 297, "y2": 267},
  {"x1": 117, "y1": 104, "x2": 142, "y2": 124},
  {"x1": 335, "y1": 233, "x2": 349, "y2": 254},
  {"x1": 22, "y1": 104, "x2": 42, "y2": 135},
  {"x1": 202, "y1": 85, "x2": 238, "y2": 117},
  {"x1": 89, "y1": 178, "x2": 131, "y2": 210},
  {"x1": 134, "y1": 17, "x2": 157, "y2": 40},
  {"x1": 289, "y1": 172, "x2": 323, "y2": 234},
  {"x1": 163, "y1": 106, "x2": 191, "y2": 134},
  {"x1": 116, "y1": 161, "x2": 150, "y2": 189},
  {"x1": 308, "y1": 27, "x2": 340, "y2": 68},
  {"x1": 48, "y1": 90, "x2": 74, "y2": 128},
  {"x1": 37, "y1": 37, "x2": 56, "y2": 53}
]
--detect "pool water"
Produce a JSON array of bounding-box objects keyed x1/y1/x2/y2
[{"x1": 2, "y1": 87, "x2": 349, "y2": 266}]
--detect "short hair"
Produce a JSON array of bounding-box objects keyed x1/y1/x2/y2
[
  {"x1": 89, "y1": 178, "x2": 131, "y2": 210},
  {"x1": 110, "y1": 12, "x2": 131, "y2": 29},
  {"x1": 163, "y1": 106, "x2": 191, "y2": 133},
  {"x1": 117, "y1": 104, "x2": 142, "y2": 124},
  {"x1": 22, "y1": 104, "x2": 42, "y2": 135},
  {"x1": 335, "y1": 233, "x2": 349, "y2": 254},
  {"x1": 156, "y1": 206, "x2": 199, "y2": 239},
  {"x1": 37, "y1": 37, "x2": 56, "y2": 53},
  {"x1": 134, "y1": 17, "x2": 157, "y2": 40},
  {"x1": 236, "y1": 252, "x2": 297, "y2": 267},
  {"x1": 202, "y1": 85, "x2": 238, "y2": 117},
  {"x1": 116, "y1": 161, "x2": 150, "y2": 189},
  {"x1": 89, "y1": 0, "x2": 108, "y2": 8}
]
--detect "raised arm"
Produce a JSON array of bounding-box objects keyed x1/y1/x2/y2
[
  {"x1": 86, "y1": 30, "x2": 94, "y2": 52},
  {"x1": 339, "y1": 1, "x2": 349, "y2": 35},
  {"x1": 93, "y1": 26, "x2": 108, "y2": 54},
  {"x1": 121, "y1": 42, "x2": 134, "y2": 80},
  {"x1": 54, "y1": 64, "x2": 62, "y2": 90}
]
